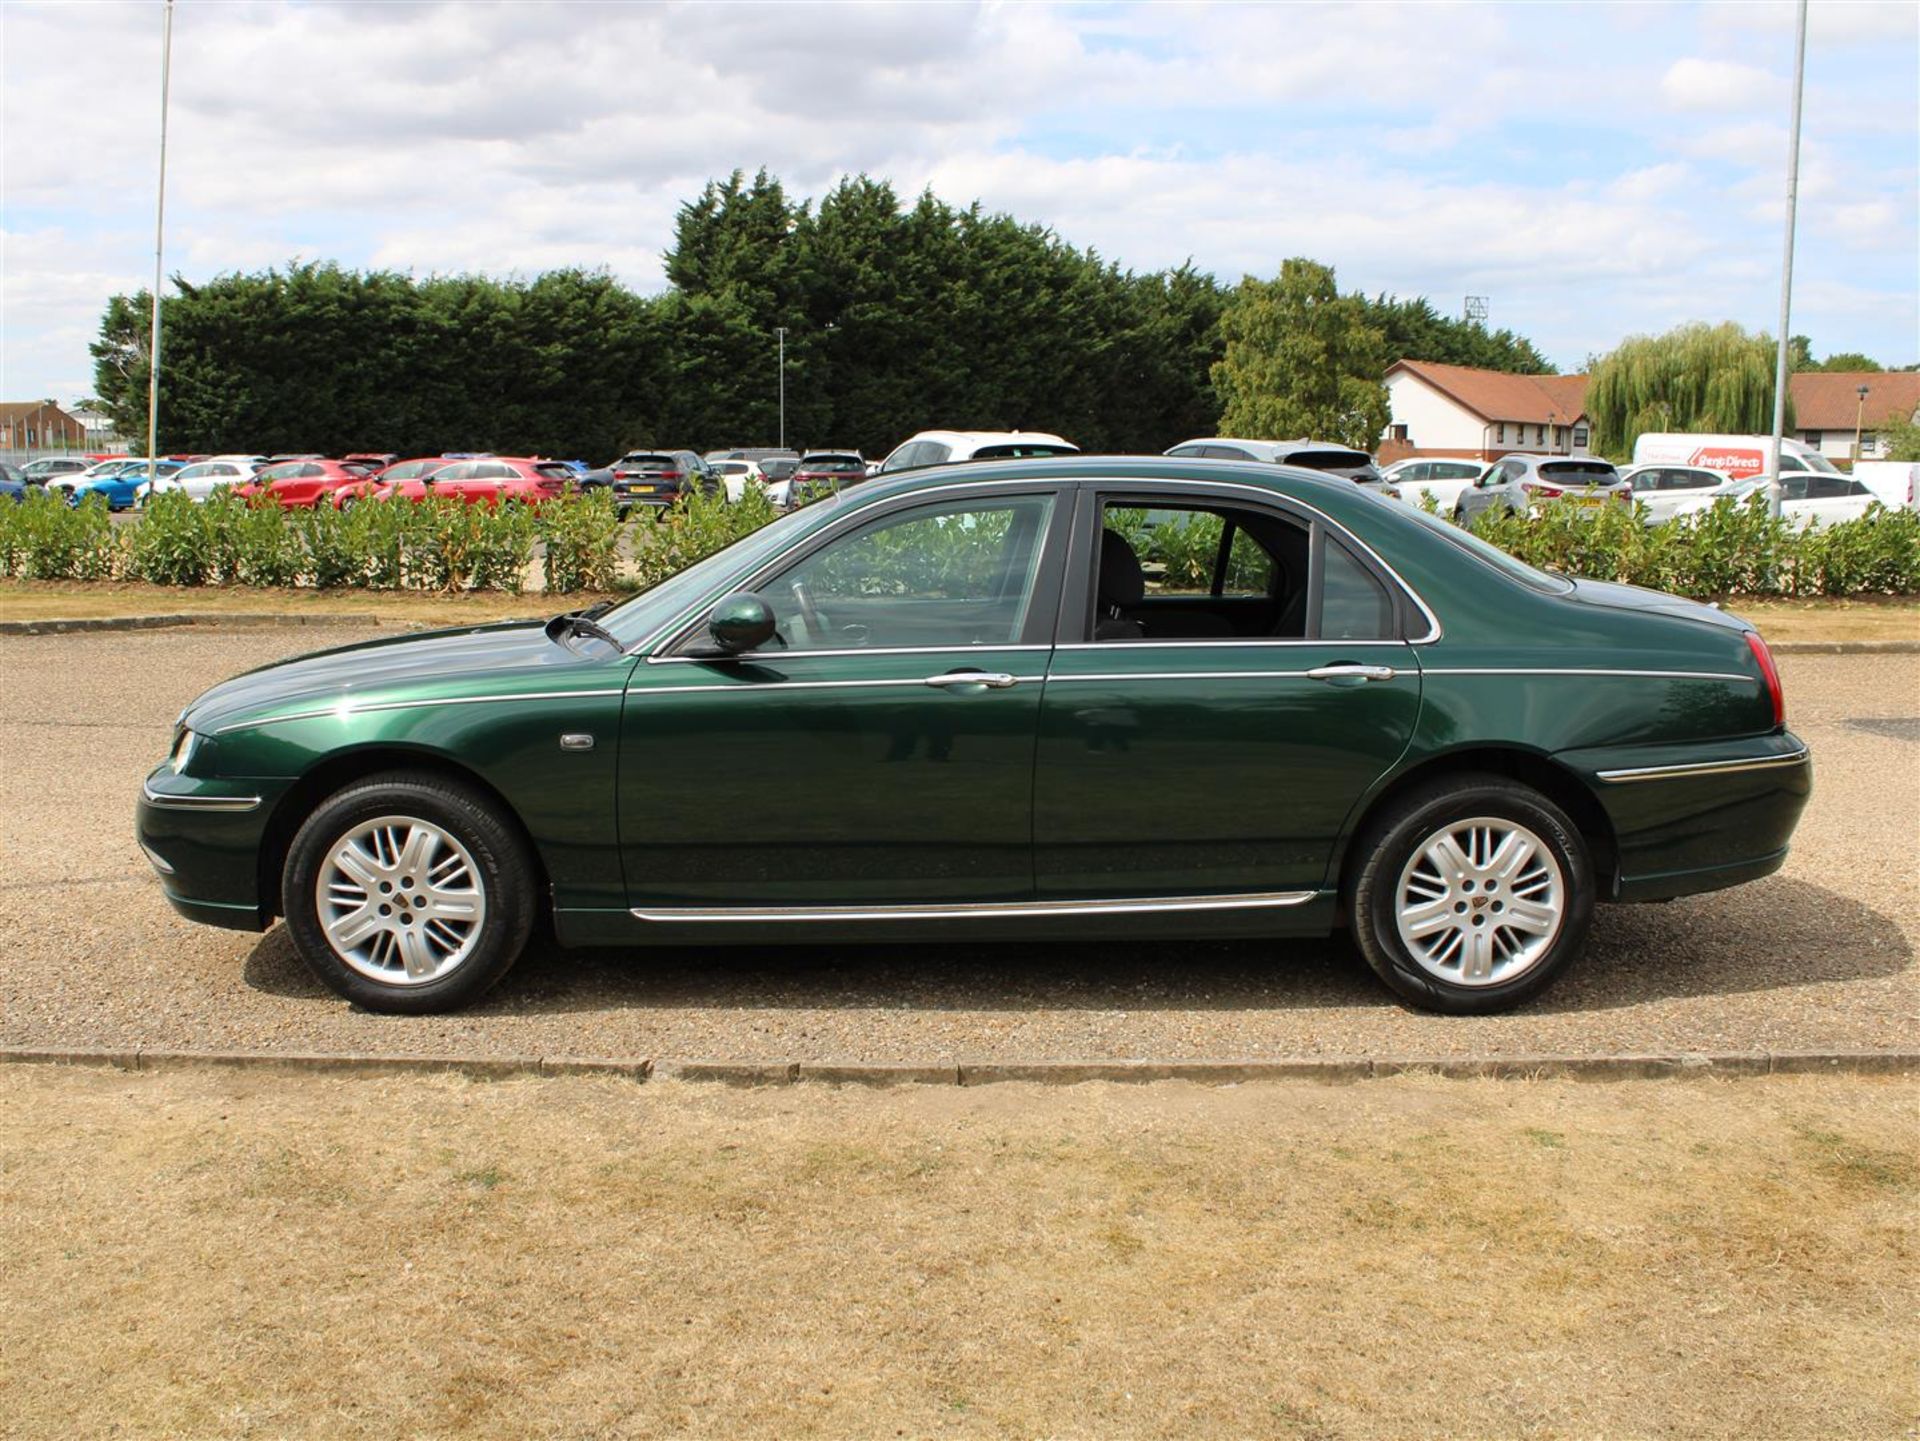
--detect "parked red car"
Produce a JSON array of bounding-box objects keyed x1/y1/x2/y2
[
  {"x1": 234, "y1": 459, "x2": 372, "y2": 509},
  {"x1": 376, "y1": 457, "x2": 578, "y2": 507},
  {"x1": 329, "y1": 457, "x2": 451, "y2": 509}
]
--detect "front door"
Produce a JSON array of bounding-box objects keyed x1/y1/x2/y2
[
  {"x1": 1034, "y1": 489, "x2": 1422, "y2": 900},
  {"x1": 619, "y1": 487, "x2": 1065, "y2": 907}
]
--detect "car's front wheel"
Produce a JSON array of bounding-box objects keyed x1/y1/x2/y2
[
  {"x1": 282, "y1": 771, "x2": 537, "y2": 1013},
  {"x1": 1348, "y1": 774, "x2": 1594, "y2": 1014}
]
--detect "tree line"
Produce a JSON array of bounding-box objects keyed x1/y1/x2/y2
[{"x1": 91, "y1": 170, "x2": 1550, "y2": 459}]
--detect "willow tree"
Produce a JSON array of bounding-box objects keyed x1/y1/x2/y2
[{"x1": 1586, "y1": 322, "x2": 1790, "y2": 457}]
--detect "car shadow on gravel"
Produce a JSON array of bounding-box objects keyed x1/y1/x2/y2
[{"x1": 239, "y1": 875, "x2": 1910, "y2": 1017}]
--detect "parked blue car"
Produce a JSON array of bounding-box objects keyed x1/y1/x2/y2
[
  {"x1": 0, "y1": 461, "x2": 28, "y2": 503},
  {"x1": 66, "y1": 458, "x2": 182, "y2": 510}
]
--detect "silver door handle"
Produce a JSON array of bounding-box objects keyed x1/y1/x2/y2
[
  {"x1": 1307, "y1": 664, "x2": 1396, "y2": 683},
  {"x1": 924, "y1": 671, "x2": 1018, "y2": 689}
]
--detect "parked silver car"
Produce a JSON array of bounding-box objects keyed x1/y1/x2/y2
[
  {"x1": 1454, "y1": 454, "x2": 1630, "y2": 523},
  {"x1": 1164, "y1": 438, "x2": 1400, "y2": 499}
]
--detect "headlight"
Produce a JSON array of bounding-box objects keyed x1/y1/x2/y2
[{"x1": 170, "y1": 727, "x2": 199, "y2": 774}]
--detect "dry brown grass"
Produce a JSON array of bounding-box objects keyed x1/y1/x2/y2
[
  {"x1": 1732, "y1": 595, "x2": 1920, "y2": 643},
  {"x1": 3, "y1": 1067, "x2": 1914, "y2": 1439}
]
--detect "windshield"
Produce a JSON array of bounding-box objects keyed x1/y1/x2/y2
[
  {"x1": 1540, "y1": 461, "x2": 1620, "y2": 483},
  {"x1": 1799, "y1": 451, "x2": 1841, "y2": 475},
  {"x1": 601, "y1": 496, "x2": 846, "y2": 647},
  {"x1": 797, "y1": 456, "x2": 863, "y2": 472},
  {"x1": 1397, "y1": 502, "x2": 1574, "y2": 595}
]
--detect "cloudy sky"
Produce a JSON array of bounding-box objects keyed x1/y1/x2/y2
[{"x1": 3, "y1": 0, "x2": 1915, "y2": 405}]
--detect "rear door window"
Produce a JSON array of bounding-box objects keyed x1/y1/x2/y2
[{"x1": 1317, "y1": 538, "x2": 1395, "y2": 641}]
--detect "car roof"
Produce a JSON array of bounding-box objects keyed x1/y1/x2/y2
[
  {"x1": 901, "y1": 430, "x2": 1076, "y2": 449},
  {"x1": 1172, "y1": 437, "x2": 1373, "y2": 460},
  {"x1": 830, "y1": 453, "x2": 1379, "y2": 512}
]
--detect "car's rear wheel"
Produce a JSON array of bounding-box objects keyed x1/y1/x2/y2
[
  {"x1": 282, "y1": 771, "x2": 537, "y2": 1013},
  {"x1": 1348, "y1": 774, "x2": 1593, "y2": 1014}
]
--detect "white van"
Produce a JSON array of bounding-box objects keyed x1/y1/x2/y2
[{"x1": 1631, "y1": 433, "x2": 1839, "y2": 480}]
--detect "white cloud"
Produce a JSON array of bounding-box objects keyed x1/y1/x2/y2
[
  {"x1": 2, "y1": 0, "x2": 1914, "y2": 400},
  {"x1": 1660, "y1": 57, "x2": 1783, "y2": 112}
]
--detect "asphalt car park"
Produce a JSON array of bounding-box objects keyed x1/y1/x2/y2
[{"x1": 0, "y1": 624, "x2": 1912, "y2": 1063}]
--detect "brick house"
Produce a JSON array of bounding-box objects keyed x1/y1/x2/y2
[
  {"x1": 1382, "y1": 360, "x2": 1591, "y2": 464},
  {"x1": 1786, "y1": 371, "x2": 1920, "y2": 462}
]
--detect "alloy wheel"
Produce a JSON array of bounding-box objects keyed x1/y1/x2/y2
[
  {"x1": 315, "y1": 815, "x2": 488, "y2": 985},
  {"x1": 1393, "y1": 816, "x2": 1566, "y2": 987}
]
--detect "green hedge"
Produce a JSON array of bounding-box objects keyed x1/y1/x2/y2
[
  {"x1": 0, "y1": 489, "x2": 778, "y2": 595},
  {"x1": 2, "y1": 486, "x2": 1915, "y2": 600},
  {"x1": 1463, "y1": 495, "x2": 1920, "y2": 598}
]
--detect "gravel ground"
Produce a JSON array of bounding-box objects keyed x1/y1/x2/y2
[{"x1": 1, "y1": 625, "x2": 1914, "y2": 1062}]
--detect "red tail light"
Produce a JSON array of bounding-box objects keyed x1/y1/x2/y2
[
  {"x1": 1745, "y1": 631, "x2": 1784, "y2": 727},
  {"x1": 1522, "y1": 481, "x2": 1564, "y2": 499}
]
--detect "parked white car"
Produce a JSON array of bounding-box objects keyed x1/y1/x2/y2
[
  {"x1": 1378, "y1": 457, "x2": 1487, "y2": 512},
  {"x1": 714, "y1": 464, "x2": 764, "y2": 510},
  {"x1": 875, "y1": 430, "x2": 1079, "y2": 474},
  {"x1": 140, "y1": 455, "x2": 264, "y2": 503},
  {"x1": 1713, "y1": 473, "x2": 1882, "y2": 529},
  {"x1": 1619, "y1": 464, "x2": 1734, "y2": 525}
]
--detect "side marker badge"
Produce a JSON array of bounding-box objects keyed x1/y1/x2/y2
[{"x1": 559, "y1": 733, "x2": 595, "y2": 752}]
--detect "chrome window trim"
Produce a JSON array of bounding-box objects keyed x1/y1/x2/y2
[
  {"x1": 631, "y1": 889, "x2": 1319, "y2": 923},
  {"x1": 647, "y1": 643, "x2": 1054, "y2": 666},
  {"x1": 626, "y1": 473, "x2": 1443, "y2": 657},
  {"x1": 630, "y1": 477, "x2": 1068, "y2": 658},
  {"x1": 1077, "y1": 477, "x2": 1443, "y2": 644},
  {"x1": 141, "y1": 782, "x2": 262, "y2": 812},
  {"x1": 210, "y1": 688, "x2": 619, "y2": 735},
  {"x1": 1596, "y1": 747, "x2": 1810, "y2": 784}
]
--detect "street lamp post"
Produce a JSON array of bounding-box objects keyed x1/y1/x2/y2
[
  {"x1": 1766, "y1": 0, "x2": 1809, "y2": 519},
  {"x1": 774, "y1": 326, "x2": 788, "y2": 450},
  {"x1": 146, "y1": 0, "x2": 176, "y2": 486},
  {"x1": 1853, "y1": 384, "x2": 1870, "y2": 462}
]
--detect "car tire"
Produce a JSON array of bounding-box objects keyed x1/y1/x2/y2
[
  {"x1": 1347, "y1": 773, "x2": 1594, "y2": 1015},
  {"x1": 281, "y1": 770, "x2": 538, "y2": 1014}
]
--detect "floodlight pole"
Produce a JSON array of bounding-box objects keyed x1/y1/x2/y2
[
  {"x1": 146, "y1": 0, "x2": 175, "y2": 484},
  {"x1": 1766, "y1": 0, "x2": 1808, "y2": 520},
  {"x1": 775, "y1": 327, "x2": 788, "y2": 449}
]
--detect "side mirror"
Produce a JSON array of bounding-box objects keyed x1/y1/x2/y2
[{"x1": 707, "y1": 592, "x2": 776, "y2": 653}]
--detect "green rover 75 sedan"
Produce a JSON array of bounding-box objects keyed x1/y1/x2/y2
[{"x1": 137, "y1": 456, "x2": 1812, "y2": 1015}]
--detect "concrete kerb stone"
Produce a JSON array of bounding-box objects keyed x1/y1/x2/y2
[{"x1": 2, "y1": 1047, "x2": 1914, "y2": 1085}]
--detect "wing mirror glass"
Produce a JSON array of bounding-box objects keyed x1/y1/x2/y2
[{"x1": 707, "y1": 592, "x2": 776, "y2": 653}]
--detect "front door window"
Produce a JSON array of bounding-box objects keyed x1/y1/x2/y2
[{"x1": 759, "y1": 495, "x2": 1055, "y2": 650}]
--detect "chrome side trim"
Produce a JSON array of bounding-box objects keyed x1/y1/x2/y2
[
  {"x1": 631, "y1": 890, "x2": 1320, "y2": 923},
  {"x1": 1045, "y1": 670, "x2": 1315, "y2": 684},
  {"x1": 631, "y1": 675, "x2": 1049, "y2": 698},
  {"x1": 1596, "y1": 747, "x2": 1810, "y2": 784},
  {"x1": 1423, "y1": 668, "x2": 1758, "y2": 684},
  {"x1": 1051, "y1": 639, "x2": 1407, "y2": 651},
  {"x1": 141, "y1": 782, "x2": 262, "y2": 812},
  {"x1": 211, "y1": 688, "x2": 619, "y2": 735}
]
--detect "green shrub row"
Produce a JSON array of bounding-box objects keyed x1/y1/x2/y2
[
  {"x1": 1462, "y1": 495, "x2": 1920, "y2": 598},
  {"x1": 0, "y1": 488, "x2": 779, "y2": 595}
]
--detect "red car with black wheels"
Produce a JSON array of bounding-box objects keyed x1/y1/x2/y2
[{"x1": 376, "y1": 458, "x2": 577, "y2": 507}]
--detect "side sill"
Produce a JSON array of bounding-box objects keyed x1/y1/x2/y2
[{"x1": 630, "y1": 891, "x2": 1319, "y2": 924}]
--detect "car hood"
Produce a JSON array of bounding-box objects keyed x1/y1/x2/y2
[
  {"x1": 1563, "y1": 577, "x2": 1750, "y2": 633},
  {"x1": 180, "y1": 619, "x2": 629, "y2": 734}
]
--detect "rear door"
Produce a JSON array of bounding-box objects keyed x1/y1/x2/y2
[{"x1": 1035, "y1": 482, "x2": 1423, "y2": 900}]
